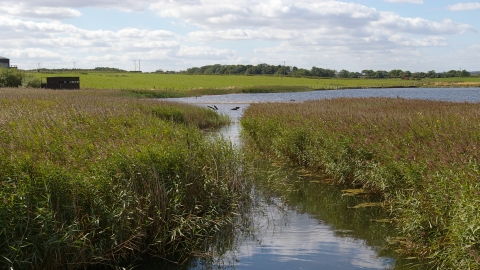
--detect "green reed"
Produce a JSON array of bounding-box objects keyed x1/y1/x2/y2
[
  {"x1": 0, "y1": 88, "x2": 248, "y2": 269},
  {"x1": 241, "y1": 97, "x2": 480, "y2": 269}
]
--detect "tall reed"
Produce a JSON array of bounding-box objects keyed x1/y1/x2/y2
[
  {"x1": 241, "y1": 97, "x2": 480, "y2": 268},
  {"x1": 0, "y1": 88, "x2": 247, "y2": 269}
]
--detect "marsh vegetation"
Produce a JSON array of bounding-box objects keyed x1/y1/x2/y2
[
  {"x1": 241, "y1": 97, "x2": 480, "y2": 269},
  {"x1": 0, "y1": 88, "x2": 249, "y2": 269},
  {"x1": 2, "y1": 85, "x2": 480, "y2": 269}
]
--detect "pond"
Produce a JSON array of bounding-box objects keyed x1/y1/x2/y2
[{"x1": 154, "y1": 88, "x2": 480, "y2": 269}]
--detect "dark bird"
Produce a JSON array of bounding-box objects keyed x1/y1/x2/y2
[
  {"x1": 231, "y1": 107, "x2": 240, "y2": 110},
  {"x1": 214, "y1": 105, "x2": 218, "y2": 110},
  {"x1": 207, "y1": 105, "x2": 218, "y2": 110}
]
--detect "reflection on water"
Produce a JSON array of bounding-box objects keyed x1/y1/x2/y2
[
  {"x1": 207, "y1": 103, "x2": 249, "y2": 147},
  {"x1": 153, "y1": 88, "x2": 476, "y2": 269},
  {"x1": 215, "y1": 182, "x2": 395, "y2": 269},
  {"x1": 226, "y1": 162, "x2": 404, "y2": 270}
]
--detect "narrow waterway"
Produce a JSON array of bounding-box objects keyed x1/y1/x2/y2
[{"x1": 154, "y1": 88, "x2": 480, "y2": 269}]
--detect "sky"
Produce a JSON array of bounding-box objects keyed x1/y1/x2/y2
[{"x1": 1, "y1": 0, "x2": 479, "y2": 72}]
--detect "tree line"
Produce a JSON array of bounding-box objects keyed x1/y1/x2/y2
[{"x1": 155, "y1": 64, "x2": 472, "y2": 79}]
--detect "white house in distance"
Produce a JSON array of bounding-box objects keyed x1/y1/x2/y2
[{"x1": 0, "y1": 56, "x2": 10, "y2": 68}]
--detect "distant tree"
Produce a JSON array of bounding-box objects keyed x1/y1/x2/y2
[
  {"x1": 388, "y1": 69, "x2": 403, "y2": 78},
  {"x1": 375, "y1": 70, "x2": 388, "y2": 79},
  {"x1": 0, "y1": 68, "x2": 41, "y2": 88},
  {"x1": 263, "y1": 65, "x2": 275, "y2": 75},
  {"x1": 0, "y1": 68, "x2": 23, "y2": 87},
  {"x1": 400, "y1": 71, "x2": 412, "y2": 79},
  {"x1": 216, "y1": 65, "x2": 228, "y2": 75},
  {"x1": 274, "y1": 65, "x2": 291, "y2": 76},
  {"x1": 311, "y1": 66, "x2": 336, "y2": 77},
  {"x1": 411, "y1": 72, "x2": 426, "y2": 79},
  {"x1": 292, "y1": 68, "x2": 310, "y2": 77},
  {"x1": 427, "y1": 70, "x2": 437, "y2": 78},
  {"x1": 244, "y1": 67, "x2": 255, "y2": 75},
  {"x1": 94, "y1": 67, "x2": 127, "y2": 72},
  {"x1": 226, "y1": 65, "x2": 247, "y2": 75},
  {"x1": 446, "y1": 70, "x2": 459, "y2": 77},
  {"x1": 348, "y1": 72, "x2": 359, "y2": 78},
  {"x1": 361, "y1": 69, "x2": 375, "y2": 78},
  {"x1": 21, "y1": 73, "x2": 41, "y2": 88},
  {"x1": 203, "y1": 66, "x2": 216, "y2": 75},
  {"x1": 310, "y1": 66, "x2": 321, "y2": 77},
  {"x1": 185, "y1": 67, "x2": 200, "y2": 74},
  {"x1": 460, "y1": 69, "x2": 471, "y2": 77},
  {"x1": 337, "y1": 69, "x2": 350, "y2": 78}
]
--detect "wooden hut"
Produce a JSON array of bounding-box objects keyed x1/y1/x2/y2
[{"x1": 41, "y1": 77, "x2": 80, "y2": 90}]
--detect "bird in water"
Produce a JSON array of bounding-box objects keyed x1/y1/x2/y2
[{"x1": 231, "y1": 107, "x2": 240, "y2": 110}]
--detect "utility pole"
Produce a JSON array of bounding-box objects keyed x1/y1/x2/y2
[{"x1": 139, "y1": 59, "x2": 141, "y2": 72}]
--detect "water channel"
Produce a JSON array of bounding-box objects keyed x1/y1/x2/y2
[{"x1": 153, "y1": 88, "x2": 480, "y2": 269}]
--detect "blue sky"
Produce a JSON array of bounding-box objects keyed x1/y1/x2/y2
[{"x1": 1, "y1": 0, "x2": 479, "y2": 72}]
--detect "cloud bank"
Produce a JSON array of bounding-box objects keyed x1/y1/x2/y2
[
  {"x1": 0, "y1": 0, "x2": 478, "y2": 71},
  {"x1": 384, "y1": 0, "x2": 423, "y2": 4},
  {"x1": 446, "y1": 2, "x2": 480, "y2": 11}
]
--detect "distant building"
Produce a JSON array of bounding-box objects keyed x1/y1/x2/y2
[
  {"x1": 41, "y1": 77, "x2": 80, "y2": 90},
  {"x1": 0, "y1": 56, "x2": 10, "y2": 68}
]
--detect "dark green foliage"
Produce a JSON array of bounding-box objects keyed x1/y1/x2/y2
[
  {"x1": 0, "y1": 68, "x2": 23, "y2": 87},
  {"x1": 0, "y1": 68, "x2": 42, "y2": 88}
]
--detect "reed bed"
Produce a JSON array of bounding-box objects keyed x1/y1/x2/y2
[
  {"x1": 241, "y1": 97, "x2": 480, "y2": 269},
  {"x1": 0, "y1": 88, "x2": 248, "y2": 269}
]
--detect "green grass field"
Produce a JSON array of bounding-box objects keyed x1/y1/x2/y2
[{"x1": 33, "y1": 73, "x2": 480, "y2": 95}]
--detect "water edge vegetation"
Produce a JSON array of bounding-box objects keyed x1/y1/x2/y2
[
  {"x1": 241, "y1": 97, "x2": 480, "y2": 269},
  {"x1": 0, "y1": 88, "x2": 251, "y2": 269}
]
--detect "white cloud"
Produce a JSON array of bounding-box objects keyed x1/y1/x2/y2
[
  {"x1": 0, "y1": 16, "x2": 183, "y2": 69},
  {"x1": 187, "y1": 29, "x2": 302, "y2": 42},
  {"x1": 1, "y1": 0, "x2": 478, "y2": 71},
  {"x1": 153, "y1": 0, "x2": 475, "y2": 53},
  {"x1": 7, "y1": 48, "x2": 64, "y2": 59},
  {"x1": 374, "y1": 13, "x2": 476, "y2": 35},
  {"x1": 0, "y1": 4, "x2": 81, "y2": 19},
  {"x1": 388, "y1": 35, "x2": 447, "y2": 47},
  {"x1": 177, "y1": 46, "x2": 236, "y2": 59},
  {"x1": 446, "y1": 2, "x2": 480, "y2": 11},
  {"x1": 0, "y1": 0, "x2": 158, "y2": 13},
  {"x1": 384, "y1": 0, "x2": 423, "y2": 4},
  {"x1": 151, "y1": 0, "x2": 379, "y2": 30}
]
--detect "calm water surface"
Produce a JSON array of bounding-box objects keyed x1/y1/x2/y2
[{"x1": 157, "y1": 88, "x2": 479, "y2": 269}]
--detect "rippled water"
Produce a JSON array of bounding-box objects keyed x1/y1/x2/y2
[
  {"x1": 168, "y1": 87, "x2": 480, "y2": 104},
  {"x1": 155, "y1": 88, "x2": 479, "y2": 269}
]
